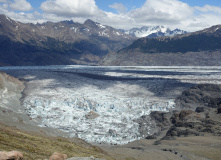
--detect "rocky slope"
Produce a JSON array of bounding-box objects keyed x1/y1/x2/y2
[
  {"x1": 0, "y1": 71, "x2": 26, "y2": 125},
  {"x1": 0, "y1": 71, "x2": 114, "y2": 159},
  {"x1": 148, "y1": 84, "x2": 221, "y2": 143},
  {"x1": 102, "y1": 25, "x2": 221, "y2": 66},
  {"x1": 102, "y1": 84, "x2": 221, "y2": 160},
  {"x1": 0, "y1": 14, "x2": 136, "y2": 66},
  {"x1": 0, "y1": 71, "x2": 72, "y2": 137}
]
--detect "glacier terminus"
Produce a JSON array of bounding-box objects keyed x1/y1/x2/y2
[{"x1": 1, "y1": 65, "x2": 221, "y2": 145}]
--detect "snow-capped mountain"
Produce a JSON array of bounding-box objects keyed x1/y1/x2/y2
[{"x1": 122, "y1": 26, "x2": 187, "y2": 38}]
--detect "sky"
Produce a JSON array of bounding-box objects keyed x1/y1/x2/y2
[{"x1": 0, "y1": 0, "x2": 221, "y2": 31}]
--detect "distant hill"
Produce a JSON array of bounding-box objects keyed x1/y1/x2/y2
[
  {"x1": 102, "y1": 25, "x2": 221, "y2": 66},
  {"x1": 121, "y1": 26, "x2": 187, "y2": 38},
  {"x1": 0, "y1": 14, "x2": 137, "y2": 66}
]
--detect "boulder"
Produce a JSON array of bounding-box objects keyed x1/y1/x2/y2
[
  {"x1": 217, "y1": 105, "x2": 221, "y2": 114},
  {"x1": 0, "y1": 151, "x2": 23, "y2": 160},
  {"x1": 85, "y1": 111, "x2": 100, "y2": 119},
  {"x1": 49, "y1": 152, "x2": 68, "y2": 160},
  {"x1": 195, "y1": 107, "x2": 204, "y2": 113}
]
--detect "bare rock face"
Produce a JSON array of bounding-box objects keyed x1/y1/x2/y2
[
  {"x1": 170, "y1": 110, "x2": 199, "y2": 124},
  {"x1": 175, "y1": 84, "x2": 221, "y2": 110},
  {"x1": 149, "y1": 84, "x2": 221, "y2": 142},
  {"x1": 0, "y1": 151, "x2": 23, "y2": 160}
]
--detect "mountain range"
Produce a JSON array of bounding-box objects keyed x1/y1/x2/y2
[
  {"x1": 0, "y1": 14, "x2": 136, "y2": 66},
  {"x1": 121, "y1": 26, "x2": 187, "y2": 38},
  {"x1": 102, "y1": 25, "x2": 221, "y2": 66},
  {"x1": 0, "y1": 14, "x2": 221, "y2": 66}
]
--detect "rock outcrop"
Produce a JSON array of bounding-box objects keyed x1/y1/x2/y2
[
  {"x1": 148, "y1": 84, "x2": 221, "y2": 143},
  {"x1": 175, "y1": 84, "x2": 221, "y2": 110}
]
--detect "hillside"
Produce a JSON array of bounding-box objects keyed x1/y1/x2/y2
[
  {"x1": 102, "y1": 25, "x2": 221, "y2": 66},
  {"x1": 0, "y1": 71, "x2": 114, "y2": 160},
  {"x1": 0, "y1": 14, "x2": 136, "y2": 66}
]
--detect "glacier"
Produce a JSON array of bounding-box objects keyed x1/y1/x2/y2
[{"x1": 1, "y1": 66, "x2": 221, "y2": 144}]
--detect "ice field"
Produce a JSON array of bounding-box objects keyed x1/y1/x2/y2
[{"x1": 1, "y1": 66, "x2": 221, "y2": 144}]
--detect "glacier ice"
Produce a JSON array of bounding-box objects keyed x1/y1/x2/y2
[
  {"x1": 1, "y1": 65, "x2": 221, "y2": 144},
  {"x1": 24, "y1": 96, "x2": 174, "y2": 144}
]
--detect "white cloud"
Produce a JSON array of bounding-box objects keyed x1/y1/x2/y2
[
  {"x1": 109, "y1": 3, "x2": 127, "y2": 13},
  {"x1": 195, "y1": 5, "x2": 221, "y2": 14},
  {"x1": 129, "y1": 0, "x2": 194, "y2": 25},
  {"x1": 9, "y1": 0, "x2": 32, "y2": 11},
  {"x1": 0, "y1": 0, "x2": 8, "y2": 2},
  {"x1": 41, "y1": 0, "x2": 102, "y2": 18},
  {"x1": 0, "y1": 0, "x2": 221, "y2": 32}
]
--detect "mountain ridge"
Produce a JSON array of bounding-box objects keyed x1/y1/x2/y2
[
  {"x1": 121, "y1": 26, "x2": 187, "y2": 38},
  {"x1": 102, "y1": 24, "x2": 221, "y2": 66},
  {"x1": 0, "y1": 14, "x2": 137, "y2": 66},
  {"x1": 120, "y1": 24, "x2": 221, "y2": 53}
]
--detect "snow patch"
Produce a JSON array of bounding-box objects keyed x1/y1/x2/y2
[
  {"x1": 83, "y1": 28, "x2": 90, "y2": 32},
  {"x1": 71, "y1": 27, "x2": 78, "y2": 32},
  {"x1": 215, "y1": 27, "x2": 220, "y2": 31},
  {"x1": 6, "y1": 16, "x2": 12, "y2": 23},
  {"x1": 98, "y1": 24, "x2": 106, "y2": 29}
]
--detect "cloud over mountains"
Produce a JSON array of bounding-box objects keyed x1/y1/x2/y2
[{"x1": 0, "y1": 0, "x2": 221, "y2": 31}]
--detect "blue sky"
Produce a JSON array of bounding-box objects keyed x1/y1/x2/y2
[
  {"x1": 0, "y1": 0, "x2": 221, "y2": 31},
  {"x1": 17, "y1": 0, "x2": 221, "y2": 12}
]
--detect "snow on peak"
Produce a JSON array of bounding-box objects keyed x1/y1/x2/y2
[
  {"x1": 124, "y1": 26, "x2": 187, "y2": 38},
  {"x1": 98, "y1": 24, "x2": 106, "y2": 29},
  {"x1": 5, "y1": 16, "x2": 12, "y2": 23}
]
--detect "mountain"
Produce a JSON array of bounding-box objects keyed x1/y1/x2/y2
[
  {"x1": 121, "y1": 26, "x2": 187, "y2": 38},
  {"x1": 102, "y1": 25, "x2": 221, "y2": 66},
  {"x1": 0, "y1": 14, "x2": 137, "y2": 66}
]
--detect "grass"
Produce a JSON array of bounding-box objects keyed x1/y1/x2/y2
[
  {"x1": 191, "y1": 149, "x2": 221, "y2": 160},
  {"x1": 0, "y1": 122, "x2": 114, "y2": 160},
  {"x1": 161, "y1": 136, "x2": 221, "y2": 160}
]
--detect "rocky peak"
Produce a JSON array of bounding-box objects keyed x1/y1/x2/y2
[
  {"x1": 83, "y1": 19, "x2": 98, "y2": 29},
  {"x1": 62, "y1": 20, "x2": 75, "y2": 25}
]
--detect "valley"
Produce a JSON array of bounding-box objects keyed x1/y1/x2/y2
[
  {"x1": 1, "y1": 66, "x2": 221, "y2": 145},
  {"x1": 0, "y1": 13, "x2": 221, "y2": 160}
]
